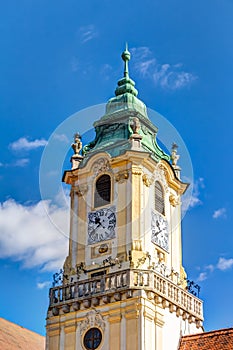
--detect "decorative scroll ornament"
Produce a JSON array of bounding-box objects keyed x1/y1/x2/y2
[
  {"x1": 115, "y1": 170, "x2": 129, "y2": 183},
  {"x1": 142, "y1": 174, "x2": 153, "y2": 187},
  {"x1": 80, "y1": 309, "x2": 105, "y2": 335},
  {"x1": 158, "y1": 163, "x2": 167, "y2": 176},
  {"x1": 155, "y1": 165, "x2": 169, "y2": 193},
  {"x1": 169, "y1": 194, "x2": 180, "y2": 207},
  {"x1": 73, "y1": 184, "x2": 88, "y2": 197},
  {"x1": 142, "y1": 168, "x2": 168, "y2": 192},
  {"x1": 92, "y1": 158, "x2": 110, "y2": 176}
]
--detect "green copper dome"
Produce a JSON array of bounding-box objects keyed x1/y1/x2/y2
[
  {"x1": 82, "y1": 46, "x2": 170, "y2": 163},
  {"x1": 104, "y1": 44, "x2": 148, "y2": 119}
]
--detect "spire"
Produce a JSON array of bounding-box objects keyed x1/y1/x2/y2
[
  {"x1": 103, "y1": 44, "x2": 150, "y2": 120},
  {"x1": 115, "y1": 44, "x2": 138, "y2": 97},
  {"x1": 82, "y1": 45, "x2": 170, "y2": 163},
  {"x1": 122, "y1": 43, "x2": 130, "y2": 78}
]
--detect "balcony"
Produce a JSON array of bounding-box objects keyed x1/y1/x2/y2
[{"x1": 49, "y1": 268, "x2": 203, "y2": 321}]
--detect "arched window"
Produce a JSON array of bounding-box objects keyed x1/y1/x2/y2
[
  {"x1": 155, "y1": 181, "x2": 165, "y2": 215},
  {"x1": 94, "y1": 174, "x2": 111, "y2": 208}
]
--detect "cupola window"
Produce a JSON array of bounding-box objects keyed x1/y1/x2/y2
[
  {"x1": 155, "y1": 181, "x2": 165, "y2": 215},
  {"x1": 94, "y1": 174, "x2": 111, "y2": 208}
]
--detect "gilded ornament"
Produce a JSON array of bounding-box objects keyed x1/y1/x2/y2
[
  {"x1": 132, "y1": 166, "x2": 142, "y2": 175},
  {"x1": 132, "y1": 240, "x2": 142, "y2": 251},
  {"x1": 142, "y1": 174, "x2": 152, "y2": 187},
  {"x1": 169, "y1": 194, "x2": 179, "y2": 207},
  {"x1": 115, "y1": 170, "x2": 129, "y2": 183},
  {"x1": 98, "y1": 244, "x2": 109, "y2": 254}
]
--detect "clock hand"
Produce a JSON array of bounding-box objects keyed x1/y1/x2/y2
[
  {"x1": 94, "y1": 217, "x2": 105, "y2": 229},
  {"x1": 154, "y1": 228, "x2": 163, "y2": 236},
  {"x1": 95, "y1": 217, "x2": 100, "y2": 224}
]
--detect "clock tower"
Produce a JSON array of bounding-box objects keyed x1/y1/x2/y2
[{"x1": 46, "y1": 47, "x2": 203, "y2": 350}]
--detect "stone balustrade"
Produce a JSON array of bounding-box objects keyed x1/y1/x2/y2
[{"x1": 49, "y1": 268, "x2": 203, "y2": 320}]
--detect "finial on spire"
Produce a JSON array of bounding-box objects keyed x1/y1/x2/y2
[
  {"x1": 121, "y1": 43, "x2": 131, "y2": 78},
  {"x1": 114, "y1": 44, "x2": 138, "y2": 97}
]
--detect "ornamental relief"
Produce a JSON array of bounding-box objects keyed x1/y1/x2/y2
[
  {"x1": 73, "y1": 184, "x2": 88, "y2": 197},
  {"x1": 79, "y1": 309, "x2": 106, "y2": 335},
  {"x1": 169, "y1": 194, "x2": 180, "y2": 207},
  {"x1": 115, "y1": 170, "x2": 129, "y2": 183},
  {"x1": 154, "y1": 166, "x2": 169, "y2": 193},
  {"x1": 132, "y1": 166, "x2": 143, "y2": 175},
  {"x1": 142, "y1": 173, "x2": 154, "y2": 187},
  {"x1": 92, "y1": 158, "x2": 111, "y2": 176},
  {"x1": 142, "y1": 168, "x2": 168, "y2": 192}
]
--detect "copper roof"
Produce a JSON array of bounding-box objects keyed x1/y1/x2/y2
[
  {"x1": 0, "y1": 317, "x2": 45, "y2": 350},
  {"x1": 179, "y1": 328, "x2": 233, "y2": 350}
]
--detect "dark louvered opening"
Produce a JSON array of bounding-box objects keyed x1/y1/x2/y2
[
  {"x1": 94, "y1": 174, "x2": 111, "y2": 208},
  {"x1": 155, "y1": 181, "x2": 165, "y2": 215}
]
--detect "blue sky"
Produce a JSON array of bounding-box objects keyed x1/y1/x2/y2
[{"x1": 1, "y1": 0, "x2": 233, "y2": 336}]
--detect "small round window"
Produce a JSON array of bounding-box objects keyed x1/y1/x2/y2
[{"x1": 83, "y1": 328, "x2": 102, "y2": 350}]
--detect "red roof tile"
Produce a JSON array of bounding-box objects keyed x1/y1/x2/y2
[
  {"x1": 0, "y1": 317, "x2": 45, "y2": 350},
  {"x1": 179, "y1": 328, "x2": 233, "y2": 350}
]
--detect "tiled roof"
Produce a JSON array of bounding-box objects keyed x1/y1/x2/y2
[
  {"x1": 179, "y1": 328, "x2": 233, "y2": 350},
  {"x1": 0, "y1": 317, "x2": 45, "y2": 350}
]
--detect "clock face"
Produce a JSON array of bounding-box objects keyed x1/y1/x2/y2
[
  {"x1": 151, "y1": 211, "x2": 169, "y2": 251},
  {"x1": 88, "y1": 207, "x2": 116, "y2": 244}
]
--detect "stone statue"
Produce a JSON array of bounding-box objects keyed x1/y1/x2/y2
[
  {"x1": 72, "y1": 133, "x2": 82, "y2": 155},
  {"x1": 171, "y1": 142, "x2": 180, "y2": 166},
  {"x1": 130, "y1": 117, "x2": 141, "y2": 134}
]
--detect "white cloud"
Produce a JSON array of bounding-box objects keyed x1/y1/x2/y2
[
  {"x1": 71, "y1": 56, "x2": 79, "y2": 72},
  {"x1": 196, "y1": 258, "x2": 233, "y2": 282},
  {"x1": 79, "y1": 25, "x2": 98, "y2": 43},
  {"x1": 131, "y1": 47, "x2": 156, "y2": 77},
  {"x1": 100, "y1": 64, "x2": 113, "y2": 80},
  {"x1": 9, "y1": 137, "x2": 48, "y2": 151},
  {"x1": 213, "y1": 207, "x2": 227, "y2": 219},
  {"x1": 205, "y1": 264, "x2": 214, "y2": 272},
  {"x1": 131, "y1": 46, "x2": 197, "y2": 90},
  {"x1": 217, "y1": 257, "x2": 233, "y2": 271},
  {"x1": 197, "y1": 272, "x2": 208, "y2": 282},
  {"x1": 190, "y1": 177, "x2": 204, "y2": 207},
  {"x1": 131, "y1": 46, "x2": 153, "y2": 62},
  {"x1": 182, "y1": 177, "x2": 204, "y2": 212},
  {"x1": 159, "y1": 70, "x2": 196, "y2": 90},
  {"x1": 0, "y1": 198, "x2": 69, "y2": 272},
  {"x1": 37, "y1": 281, "x2": 51, "y2": 289},
  {"x1": 0, "y1": 158, "x2": 30, "y2": 168},
  {"x1": 15, "y1": 158, "x2": 30, "y2": 167},
  {"x1": 53, "y1": 133, "x2": 69, "y2": 143}
]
